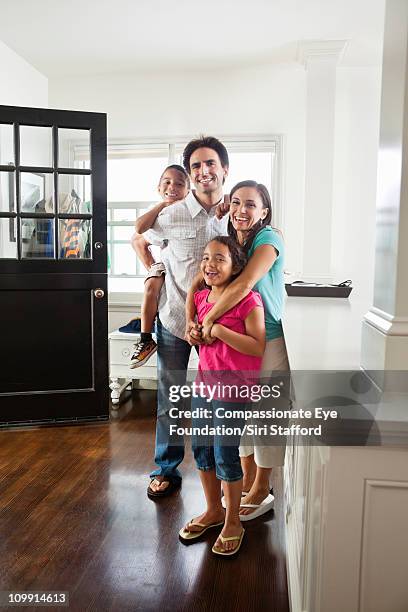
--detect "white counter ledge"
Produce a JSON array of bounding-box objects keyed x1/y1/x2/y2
[{"x1": 283, "y1": 291, "x2": 371, "y2": 370}]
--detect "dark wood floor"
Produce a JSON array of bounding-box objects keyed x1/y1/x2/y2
[{"x1": 0, "y1": 391, "x2": 289, "y2": 612}]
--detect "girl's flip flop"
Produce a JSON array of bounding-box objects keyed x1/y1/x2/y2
[
  {"x1": 179, "y1": 519, "x2": 224, "y2": 541},
  {"x1": 212, "y1": 528, "x2": 245, "y2": 556}
]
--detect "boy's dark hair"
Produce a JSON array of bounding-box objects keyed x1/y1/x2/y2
[
  {"x1": 227, "y1": 180, "x2": 275, "y2": 255},
  {"x1": 182, "y1": 136, "x2": 229, "y2": 173},
  {"x1": 206, "y1": 236, "x2": 247, "y2": 280},
  {"x1": 159, "y1": 164, "x2": 189, "y2": 184}
]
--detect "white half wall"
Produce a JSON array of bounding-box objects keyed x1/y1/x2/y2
[{"x1": 0, "y1": 39, "x2": 48, "y2": 107}]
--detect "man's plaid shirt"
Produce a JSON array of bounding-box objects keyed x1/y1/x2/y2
[{"x1": 144, "y1": 191, "x2": 228, "y2": 339}]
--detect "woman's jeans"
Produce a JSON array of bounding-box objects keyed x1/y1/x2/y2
[{"x1": 191, "y1": 396, "x2": 244, "y2": 482}]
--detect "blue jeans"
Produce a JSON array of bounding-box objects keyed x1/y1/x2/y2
[
  {"x1": 150, "y1": 317, "x2": 192, "y2": 485},
  {"x1": 192, "y1": 397, "x2": 244, "y2": 482}
]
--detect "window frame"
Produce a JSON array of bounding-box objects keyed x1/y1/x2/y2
[{"x1": 74, "y1": 135, "x2": 284, "y2": 289}]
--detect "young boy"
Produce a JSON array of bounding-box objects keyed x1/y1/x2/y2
[{"x1": 130, "y1": 164, "x2": 189, "y2": 367}]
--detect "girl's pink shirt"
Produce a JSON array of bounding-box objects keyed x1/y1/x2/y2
[{"x1": 194, "y1": 288, "x2": 264, "y2": 374}]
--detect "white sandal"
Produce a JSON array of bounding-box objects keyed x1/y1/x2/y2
[
  {"x1": 221, "y1": 491, "x2": 248, "y2": 509},
  {"x1": 239, "y1": 493, "x2": 275, "y2": 521}
]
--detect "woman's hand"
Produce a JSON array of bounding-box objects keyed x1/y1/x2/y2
[
  {"x1": 201, "y1": 316, "x2": 215, "y2": 343},
  {"x1": 210, "y1": 323, "x2": 221, "y2": 338}
]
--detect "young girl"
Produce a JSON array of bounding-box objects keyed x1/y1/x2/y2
[
  {"x1": 179, "y1": 236, "x2": 265, "y2": 556},
  {"x1": 130, "y1": 165, "x2": 189, "y2": 367},
  {"x1": 188, "y1": 181, "x2": 289, "y2": 522}
]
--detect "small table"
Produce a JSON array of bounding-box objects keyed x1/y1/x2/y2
[{"x1": 109, "y1": 330, "x2": 199, "y2": 405}]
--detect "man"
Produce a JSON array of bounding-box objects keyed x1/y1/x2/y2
[{"x1": 134, "y1": 136, "x2": 229, "y2": 498}]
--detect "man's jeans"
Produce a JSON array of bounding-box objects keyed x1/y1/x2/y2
[{"x1": 150, "y1": 317, "x2": 192, "y2": 485}]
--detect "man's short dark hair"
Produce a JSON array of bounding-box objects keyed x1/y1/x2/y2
[{"x1": 182, "y1": 135, "x2": 229, "y2": 173}]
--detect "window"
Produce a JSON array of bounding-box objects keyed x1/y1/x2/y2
[
  {"x1": 107, "y1": 152, "x2": 168, "y2": 278},
  {"x1": 74, "y1": 137, "x2": 282, "y2": 293}
]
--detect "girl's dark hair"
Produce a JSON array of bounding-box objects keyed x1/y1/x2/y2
[
  {"x1": 159, "y1": 164, "x2": 189, "y2": 184},
  {"x1": 205, "y1": 236, "x2": 247, "y2": 281},
  {"x1": 182, "y1": 136, "x2": 229, "y2": 173},
  {"x1": 227, "y1": 180, "x2": 274, "y2": 254}
]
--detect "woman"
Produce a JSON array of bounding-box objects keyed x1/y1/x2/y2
[{"x1": 186, "y1": 180, "x2": 290, "y2": 520}]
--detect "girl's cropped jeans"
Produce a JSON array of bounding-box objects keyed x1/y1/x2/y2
[{"x1": 191, "y1": 396, "x2": 245, "y2": 482}]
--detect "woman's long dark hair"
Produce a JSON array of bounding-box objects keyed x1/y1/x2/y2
[{"x1": 227, "y1": 180, "x2": 273, "y2": 254}]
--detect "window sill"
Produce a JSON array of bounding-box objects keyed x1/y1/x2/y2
[{"x1": 108, "y1": 277, "x2": 145, "y2": 307}]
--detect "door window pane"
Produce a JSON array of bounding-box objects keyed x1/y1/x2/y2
[
  {"x1": 0, "y1": 218, "x2": 17, "y2": 258},
  {"x1": 0, "y1": 171, "x2": 14, "y2": 213},
  {"x1": 20, "y1": 172, "x2": 53, "y2": 213},
  {"x1": 58, "y1": 174, "x2": 91, "y2": 213},
  {"x1": 58, "y1": 128, "x2": 90, "y2": 169},
  {"x1": 20, "y1": 125, "x2": 53, "y2": 167},
  {"x1": 0, "y1": 124, "x2": 14, "y2": 165},
  {"x1": 59, "y1": 219, "x2": 91, "y2": 259},
  {"x1": 21, "y1": 218, "x2": 54, "y2": 258}
]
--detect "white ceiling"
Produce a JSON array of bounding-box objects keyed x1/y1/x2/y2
[{"x1": 0, "y1": 0, "x2": 385, "y2": 77}]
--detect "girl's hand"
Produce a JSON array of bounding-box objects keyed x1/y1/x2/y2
[
  {"x1": 184, "y1": 320, "x2": 195, "y2": 343},
  {"x1": 185, "y1": 321, "x2": 203, "y2": 346}
]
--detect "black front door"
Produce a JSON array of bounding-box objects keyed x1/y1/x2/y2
[{"x1": 0, "y1": 105, "x2": 108, "y2": 426}]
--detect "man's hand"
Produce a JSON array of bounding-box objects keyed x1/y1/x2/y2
[{"x1": 215, "y1": 194, "x2": 230, "y2": 219}]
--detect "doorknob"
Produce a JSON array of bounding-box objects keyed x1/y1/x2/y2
[
  {"x1": 94, "y1": 288, "x2": 105, "y2": 298},
  {"x1": 94, "y1": 241, "x2": 103, "y2": 250}
]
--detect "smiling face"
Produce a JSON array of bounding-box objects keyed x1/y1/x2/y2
[
  {"x1": 230, "y1": 186, "x2": 268, "y2": 237},
  {"x1": 189, "y1": 147, "x2": 228, "y2": 198},
  {"x1": 200, "y1": 240, "x2": 234, "y2": 289},
  {"x1": 158, "y1": 168, "x2": 189, "y2": 203}
]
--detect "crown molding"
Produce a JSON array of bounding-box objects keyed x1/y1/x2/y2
[{"x1": 297, "y1": 40, "x2": 348, "y2": 68}]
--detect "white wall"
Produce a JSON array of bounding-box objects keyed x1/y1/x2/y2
[
  {"x1": 49, "y1": 63, "x2": 306, "y2": 276},
  {"x1": 0, "y1": 40, "x2": 48, "y2": 107},
  {"x1": 0, "y1": 40, "x2": 48, "y2": 258},
  {"x1": 332, "y1": 67, "x2": 382, "y2": 305},
  {"x1": 49, "y1": 62, "x2": 382, "y2": 314}
]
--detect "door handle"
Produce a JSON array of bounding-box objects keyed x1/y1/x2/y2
[{"x1": 94, "y1": 288, "x2": 105, "y2": 299}]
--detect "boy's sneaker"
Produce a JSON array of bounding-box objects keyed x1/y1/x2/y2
[{"x1": 130, "y1": 338, "x2": 157, "y2": 368}]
